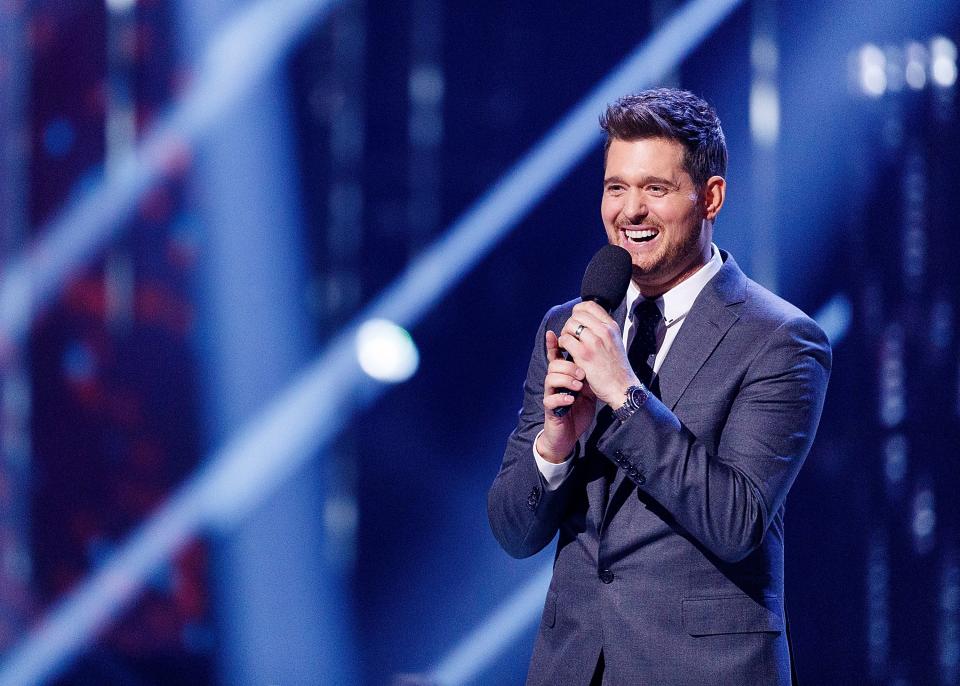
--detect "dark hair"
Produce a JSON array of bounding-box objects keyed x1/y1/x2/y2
[{"x1": 600, "y1": 88, "x2": 727, "y2": 189}]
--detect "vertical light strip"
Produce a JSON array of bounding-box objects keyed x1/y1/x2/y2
[
  {"x1": 940, "y1": 548, "x2": 959, "y2": 684},
  {"x1": 749, "y1": 0, "x2": 779, "y2": 291},
  {"x1": 103, "y1": 0, "x2": 137, "y2": 332},
  {"x1": 322, "y1": 0, "x2": 367, "y2": 575},
  {"x1": 174, "y1": 0, "x2": 349, "y2": 679},
  {"x1": 407, "y1": 0, "x2": 444, "y2": 249},
  {"x1": 0, "y1": 0, "x2": 33, "y2": 652},
  {"x1": 867, "y1": 529, "x2": 891, "y2": 681}
]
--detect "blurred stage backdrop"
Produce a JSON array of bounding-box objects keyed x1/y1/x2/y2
[{"x1": 0, "y1": 0, "x2": 958, "y2": 684}]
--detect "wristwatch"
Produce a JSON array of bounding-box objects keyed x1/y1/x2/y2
[{"x1": 612, "y1": 384, "x2": 649, "y2": 422}]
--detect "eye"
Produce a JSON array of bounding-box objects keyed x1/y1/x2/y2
[
  {"x1": 605, "y1": 184, "x2": 625, "y2": 195},
  {"x1": 646, "y1": 185, "x2": 668, "y2": 196}
]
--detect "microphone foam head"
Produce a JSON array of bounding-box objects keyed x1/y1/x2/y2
[{"x1": 580, "y1": 245, "x2": 633, "y2": 312}]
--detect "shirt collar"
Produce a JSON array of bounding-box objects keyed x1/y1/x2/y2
[{"x1": 626, "y1": 244, "x2": 723, "y2": 327}]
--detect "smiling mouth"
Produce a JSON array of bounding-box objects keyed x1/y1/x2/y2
[{"x1": 622, "y1": 228, "x2": 659, "y2": 243}]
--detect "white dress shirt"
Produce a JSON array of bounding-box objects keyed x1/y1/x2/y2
[{"x1": 534, "y1": 244, "x2": 724, "y2": 490}]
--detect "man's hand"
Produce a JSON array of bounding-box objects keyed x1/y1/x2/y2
[
  {"x1": 537, "y1": 329, "x2": 597, "y2": 463},
  {"x1": 557, "y1": 301, "x2": 639, "y2": 408},
  {"x1": 538, "y1": 301, "x2": 641, "y2": 462}
]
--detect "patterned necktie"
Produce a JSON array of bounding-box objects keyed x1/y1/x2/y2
[{"x1": 627, "y1": 298, "x2": 662, "y2": 393}]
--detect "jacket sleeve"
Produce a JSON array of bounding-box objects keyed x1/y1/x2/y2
[
  {"x1": 487, "y1": 306, "x2": 582, "y2": 559},
  {"x1": 598, "y1": 314, "x2": 832, "y2": 563}
]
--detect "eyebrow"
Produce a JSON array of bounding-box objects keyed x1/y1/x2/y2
[{"x1": 603, "y1": 175, "x2": 679, "y2": 188}]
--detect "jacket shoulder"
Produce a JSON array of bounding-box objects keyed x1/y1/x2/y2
[
  {"x1": 542, "y1": 297, "x2": 582, "y2": 331},
  {"x1": 739, "y1": 278, "x2": 825, "y2": 337},
  {"x1": 733, "y1": 278, "x2": 832, "y2": 371}
]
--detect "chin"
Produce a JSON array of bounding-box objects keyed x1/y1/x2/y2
[{"x1": 630, "y1": 253, "x2": 666, "y2": 275}]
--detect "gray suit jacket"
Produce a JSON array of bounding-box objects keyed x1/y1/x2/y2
[{"x1": 488, "y1": 252, "x2": 831, "y2": 685}]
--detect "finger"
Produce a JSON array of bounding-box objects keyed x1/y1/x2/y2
[
  {"x1": 557, "y1": 333, "x2": 585, "y2": 358},
  {"x1": 564, "y1": 312, "x2": 621, "y2": 341},
  {"x1": 570, "y1": 307, "x2": 616, "y2": 336},
  {"x1": 562, "y1": 319, "x2": 603, "y2": 348},
  {"x1": 565, "y1": 321, "x2": 603, "y2": 351},
  {"x1": 545, "y1": 329, "x2": 561, "y2": 362},
  {"x1": 547, "y1": 359, "x2": 585, "y2": 379},
  {"x1": 574, "y1": 300, "x2": 617, "y2": 325},
  {"x1": 543, "y1": 391, "x2": 577, "y2": 411},
  {"x1": 561, "y1": 318, "x2": 583, "y2": 339},
  {"x1": 545, "y1": 372, "x2": 583, "y2": 394}
]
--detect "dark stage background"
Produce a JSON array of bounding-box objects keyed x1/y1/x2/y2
[{"x1": 0, "y1": 0, "x2": 958, "y2": 684}]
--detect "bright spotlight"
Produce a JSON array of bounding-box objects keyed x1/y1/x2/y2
[
  {"x1": 356, "y1": 319, "x2": 419, "y2": 383},
  {"x1": 905, "y1": 42, "x2": 927, "y2": 90},
  {"x1": 930, "y1": 36, "x2": 957, "y2": 88},
  {"x1": 859, "y1": 44, "x2": 887, "y2": 97},
  {"x1": 749, "y1": 82, "x2": 780, "y2": 146}
]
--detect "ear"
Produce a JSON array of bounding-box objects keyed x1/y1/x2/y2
[{"x1": 701, "y1": 175, "x2": 726, "y2": 220}]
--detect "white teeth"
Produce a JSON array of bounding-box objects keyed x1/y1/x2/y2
[{"x1": 625, "y1": 229, "x2": 657, "y2": 240}]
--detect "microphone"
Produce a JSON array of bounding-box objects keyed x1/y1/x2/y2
[{"x1": 553, "y1": 244, "x2": 633, "y2": 417}]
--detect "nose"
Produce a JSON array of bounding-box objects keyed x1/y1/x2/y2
[{"x1": 621, "y1": 189, "x2": 647, "y2": 224}]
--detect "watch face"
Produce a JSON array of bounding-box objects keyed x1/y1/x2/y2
[
  {"x1": 614, "y1": 385, "x2": 647, "y2": 422},
  {"x1": 629, "y1": 385, "x2": 647, "y2": 408}
]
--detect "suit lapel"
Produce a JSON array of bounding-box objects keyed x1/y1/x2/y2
[
  {"x1": 657, "y1": 252, "x2": 745, "y2": 409},
  {"x1": 600, "y1": 253, "x2": 747, "y2": 530},
  {"x1": 611, "y1": 296, "x2": 628, "y2": 334},
  {"x1": 657, "y1": 306, "x2": 739, "y2": 409}
]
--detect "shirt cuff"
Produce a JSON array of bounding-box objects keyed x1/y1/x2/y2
[{"x1": 532, "y1": 430, "x2": 575, "y2": 491}]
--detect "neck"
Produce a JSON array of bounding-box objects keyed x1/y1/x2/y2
[{"x1": 635, "y1": 249, "x2": 712, "y2": 299}]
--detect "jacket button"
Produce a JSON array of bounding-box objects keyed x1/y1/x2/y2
[
  {"x1": 598, "y1": 569, "x2": 614, "y2": 584},
  {"x1": 636, "y1": 474, "x2": 646, "y2": 485}
]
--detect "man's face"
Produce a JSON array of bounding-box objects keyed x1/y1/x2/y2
[{"x1": 601, "y1": 137, "x2": 716, "y2": 296}]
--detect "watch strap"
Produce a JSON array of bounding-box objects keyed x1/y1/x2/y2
[{"x1": 612, "y1": 384, "x2": 648, "y2": 422}]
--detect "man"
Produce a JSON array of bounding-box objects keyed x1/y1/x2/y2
[{"x1": 487, "y1": 89, "x2": 831, "y2": 685}]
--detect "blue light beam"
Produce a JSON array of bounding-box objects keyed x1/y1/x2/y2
[{"x1": 428, "y1": 563, "x2": 554, "y2": 686}]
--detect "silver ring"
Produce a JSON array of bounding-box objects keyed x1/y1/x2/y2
[{"x1": 574, "y1": 323, "x2": 586, "y2": 341}]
